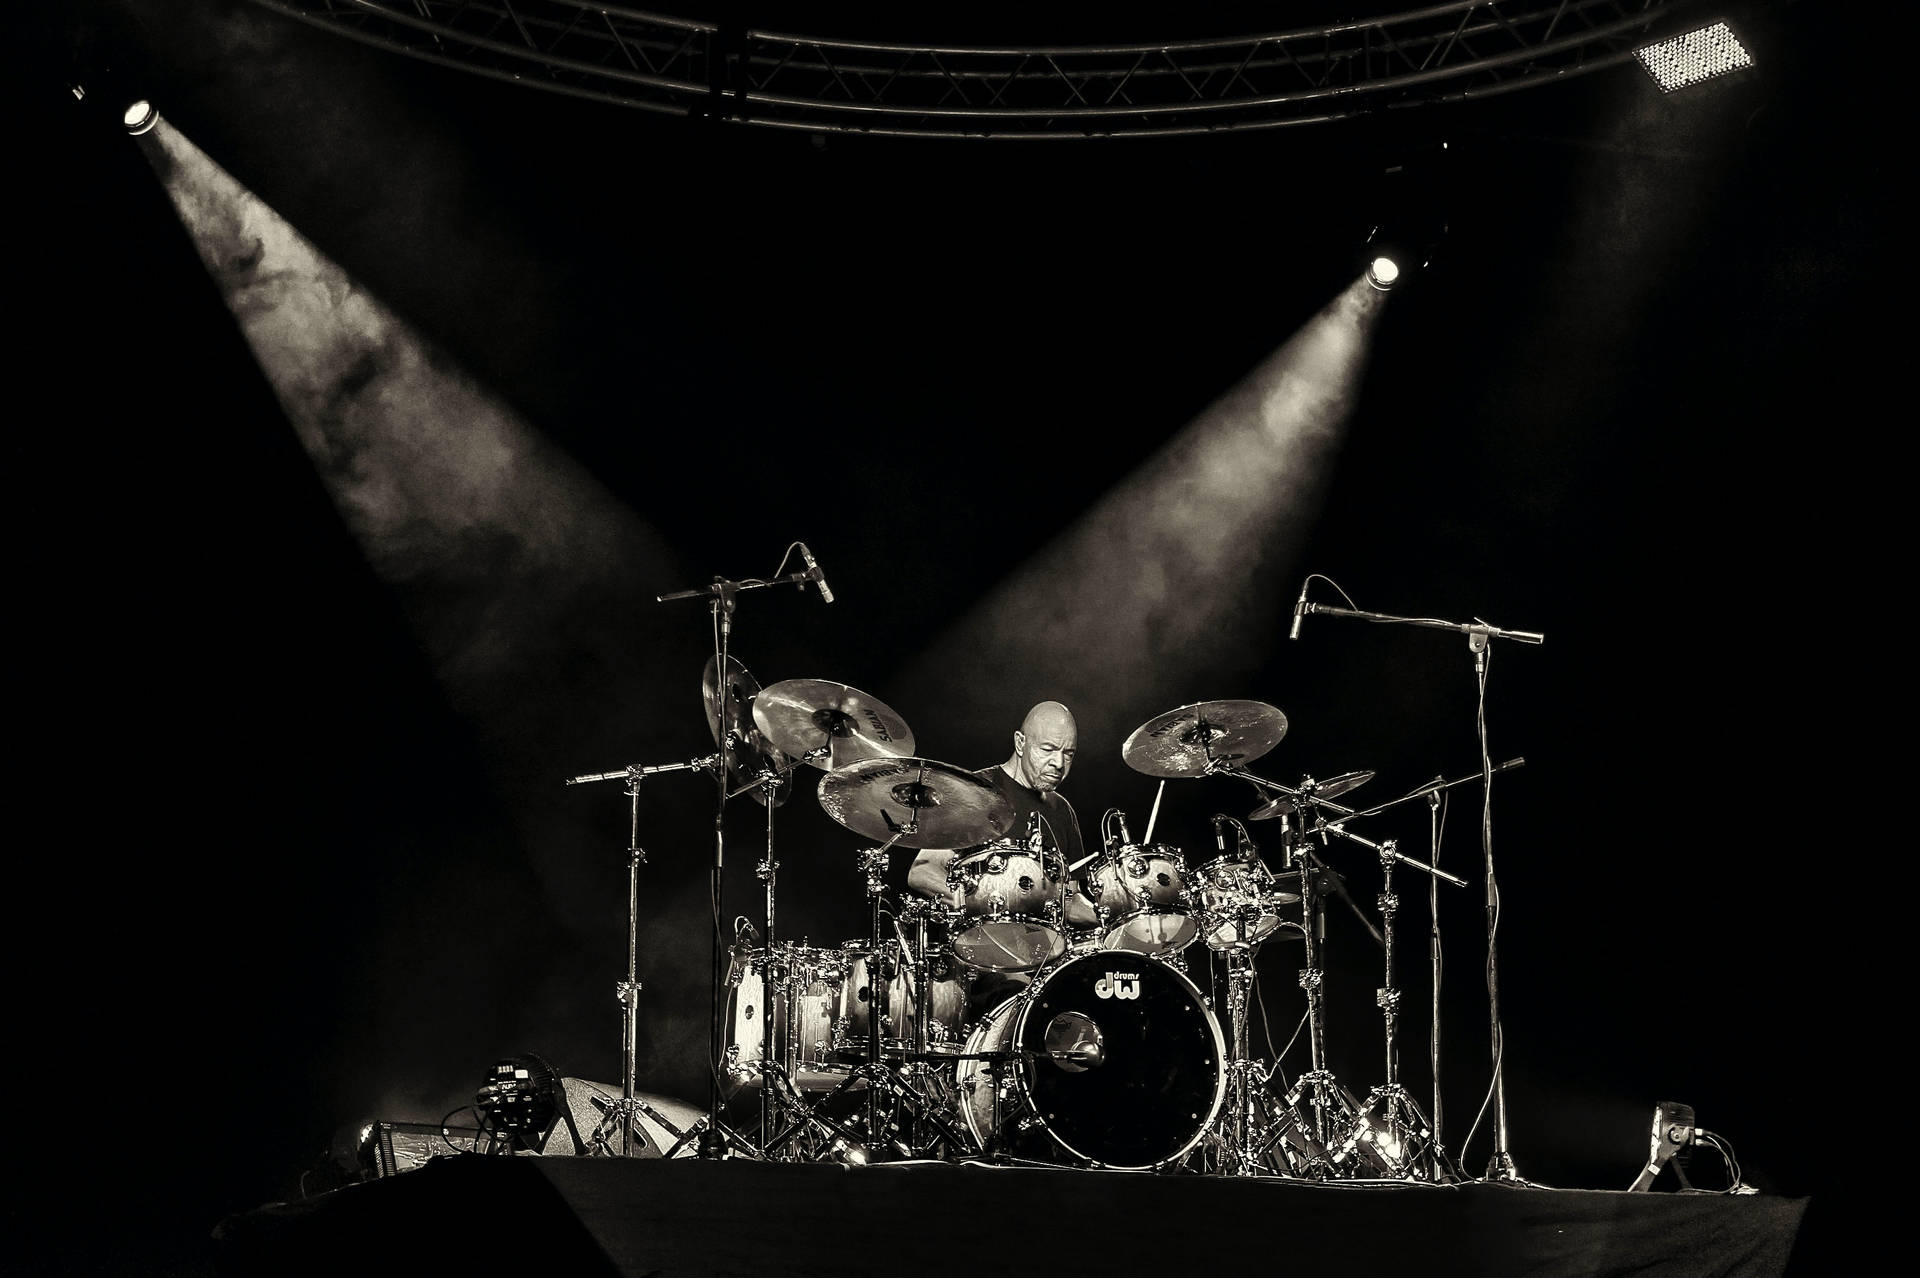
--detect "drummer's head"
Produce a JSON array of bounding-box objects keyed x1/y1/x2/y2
[{"x1": 1012, "y1": 701, "x2": 1077, "y2": 792}]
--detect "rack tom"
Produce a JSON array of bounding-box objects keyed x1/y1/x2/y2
[
  {"x1": 1087, "y1": 844, "x2": 1197, "y2": 955},
  {"x1": 1192, "y1": 855, "x2": 1296, "y2": 951},
  {"x1": 947, "y1": 840, "x2": 1068, "y2": 972}
]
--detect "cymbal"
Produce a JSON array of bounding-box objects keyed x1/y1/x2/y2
[
  {"x1": 752, "y1": 679, "x2": 914, "y2": 773},
  {"x1": 1121, "y1": 700, "x2": 1287, "y2": 778},
  {"x1": 817, "y1": 757, "x2": 1014, "y2": 850},
  {"x1": 702, "y1": 656, "x2": 792, "y2": 807},
  {"x1": 1247, "y1": 770, "x2": 1375, "y2": 821}
]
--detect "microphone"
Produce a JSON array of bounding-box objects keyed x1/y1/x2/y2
[
  {"x1": 797, "y1": 542, "x2": 834, "y2": 604},
  {"x1": 1115, "y1": 811, "x2": 1134, "y2": 847},
  {"x1": 1213, "y1": 814, "x2": 1230, "y2": 855},
  {"x1": 1289, "y1": 577, "x2": 1310, "y2": 640}
]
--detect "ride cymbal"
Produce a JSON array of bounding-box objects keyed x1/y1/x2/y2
[
  {"x1": 818, "y1": 757, "x2": 1014, "y2": 850},
  {"x1": 1121, "y1": 700, "x2": 1288, "y2": 778},
  {"x1": 752, "y1": 679, "x2": 914, "y2": 772}
]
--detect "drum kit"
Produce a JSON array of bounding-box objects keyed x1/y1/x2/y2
[
  {"x1": 560, "y1": 555, "x2": 1539, "y2": 1177},
  {"x1": 570, "y1": 655, "x2": 1519, "y2": 1178}
]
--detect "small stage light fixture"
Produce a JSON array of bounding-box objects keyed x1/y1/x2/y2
[
  {"x1": 1366, "y1": 254, "x2": 1402, "y2": 291},
  {"x1": 122, "y1": 100, "x2": 159, "y2": 135},
  {"x1": 475, "y1": 1054, "x2": 561, "y2": 1152},
  {"x1": 1634, "y1": 23, "x2": 1754, "y2": 93}
]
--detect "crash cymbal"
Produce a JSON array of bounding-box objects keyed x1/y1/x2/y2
[
  {"x1": 1121, "y1": 700, "x2": 1287, "y2": 778},
  {"x1": 702, "y1": 655, "x2": 792, "y2": 807},
  {"x1": 752, "y1": 679, "x2": 914, "y2": 772},
  {"x1": 817, "y1": 757, "x2": 1014, "y2": 850},
  {"x1": 1247, "y1": 770, "x2": 1375, "y2": 821}
]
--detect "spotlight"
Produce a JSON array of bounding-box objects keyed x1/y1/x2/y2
[
  {"x1": 122, "y1": 100, "x2": 158, "y2": 135},
  {"x1": 1634, "y1": 22, "x2": 1754, "y2": 93},
  {"x1": 1627, "y1": 1100, "x2": 1756, "y2": 1193},
  {"x1": 1628, "y1": 1100, "x2": 1695, "y2": 1191},
  {"x1": 474, "y1": 1054, "x2": 560, "y2": 1151},
  {"x1": 1360, "y1": 141, "x2": 1448, "y2": 292}
]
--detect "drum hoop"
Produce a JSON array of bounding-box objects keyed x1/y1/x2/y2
[
  {"x1": 1006, "y1": 950, "x2": 1226, "y2": 1171},
  {"x1": 1103, "y1": 906, "x2": 1200, "y2": 954}
]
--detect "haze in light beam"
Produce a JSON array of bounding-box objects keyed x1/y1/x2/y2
[
  {"x1": 897, "y1": 278, "x2": 1385, "y2": 758},
  {"x1": 138, "y1": 120, "x2": 671, "y2": 702}
]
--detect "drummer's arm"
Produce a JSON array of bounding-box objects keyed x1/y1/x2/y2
[{"x1": 907, "y1": 849, "x2": 961, "y2": 905}]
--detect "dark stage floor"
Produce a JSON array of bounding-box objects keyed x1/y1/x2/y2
[{"x1": 215, "y1": 1155, "x2": 1816, "y2": 1278}]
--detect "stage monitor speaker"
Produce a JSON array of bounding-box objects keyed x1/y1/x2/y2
[{"x1": 370, "y1": 1121, "x2": 486, "y2": 1177}]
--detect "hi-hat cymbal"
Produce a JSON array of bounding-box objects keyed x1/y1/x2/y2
[
  {"x1": 702, "y1": 656, "x2": 792, "y2": 807},
  {"x1": 1247, "y1": 770, "x2": 1375, "y2": 821},
  {"x1": 1121, "y1": 700, "x2": 1288, "y2": 778},
  {"x1": 752, "y1": 679, "x2": 915, "y2": 772},
  {"x1": 817, "y1": 757, "x2": 1014, "y2": 849}
]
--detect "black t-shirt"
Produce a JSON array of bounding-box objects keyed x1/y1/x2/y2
[{"x1": 972, "y1": 764, "x2": 1085, "y2": 870}]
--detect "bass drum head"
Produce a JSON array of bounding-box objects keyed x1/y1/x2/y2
[{"x1": 958, "y1": 951, "x2": 1223, "y2": 1169}]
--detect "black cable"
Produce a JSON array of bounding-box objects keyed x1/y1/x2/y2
[{"x1": 1459, "y1": 642, "x2": 1502, "y2": 1168}]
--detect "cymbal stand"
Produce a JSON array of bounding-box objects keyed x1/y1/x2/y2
[
  {"x1": 753, "y1": 768, "x2": 781, "y2": 1152},
  {"x1": 1329, "y1": 839, "x2": 1444, "y2": 1178},
  {"x1": 1310, "y1": 761, "x2": 1521, "y2": 1178},
  {"x1": 892, "y1": 898, "x2": 968, "y2": 1158},
  {"x1": 1278, "y1": 841, "x2": 1368, "y2": 1176},
  {"x1": 563, "y1": 753, "x2": 722, "y2": 1156}
]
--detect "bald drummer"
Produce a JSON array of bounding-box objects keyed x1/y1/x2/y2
[{"x1": 907, "y1": 702, "x2": 1100, "y2": 996}]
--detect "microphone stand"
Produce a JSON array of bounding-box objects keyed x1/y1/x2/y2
[
  {"x1": 655, "y1": 568, "x2": 820, "y2": 1159},
  {"x1": 1297, "y1": 596, "x2": 1541, "y2": 1183}
]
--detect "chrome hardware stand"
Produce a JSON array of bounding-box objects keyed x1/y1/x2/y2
[
  {"x1": 1281, "y1": 846, "x2": 1367, "y2": 1176},
  {"x1": 1296, "y1": 594, "x2": 1540, "y2": 1181},
  {"x1": 763, "y1": 838, "x2": 973, "y2": 1161},
  {"x1": 563, "y1": 756, "x2": 719, "y2": 1156},
  {"x1": 1334, "y1": 840, "x2": 1449, "y2": 1179}
]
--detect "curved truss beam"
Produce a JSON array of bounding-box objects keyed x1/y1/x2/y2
[{"x1": 245, "y1": 0, "x2": 1694, "y2": 138}]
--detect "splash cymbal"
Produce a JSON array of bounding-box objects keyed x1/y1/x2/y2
[
  {"x1": 817, "y1": 757, "x2": 1014, "y2": 849},
  {"x1": 1247, "y1": 770, "x2": 1375, "y2": 820},
  {"x1": 1121, "y1": 700, "x2": 1288, "y2": 778},
  {"x1": 752, "y1": 679, "x2": 915, "y2": 772}
]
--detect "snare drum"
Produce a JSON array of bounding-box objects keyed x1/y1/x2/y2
[
  {"x1": 947, "y1": 841, "x2": 1068, "y2": 972},
  {"x1": 724, "y1": 943, "x2": 846, "y2": 1090},
  {"x1": 833, "y1": 939, "x2": 967, "y2": 1054},
  {"x1": 1087, "y1": 844, "x2": 1197, "y2": 955},
  {"x1": 1192, "y1": 855, "x2": 1297, "y2": 951}
]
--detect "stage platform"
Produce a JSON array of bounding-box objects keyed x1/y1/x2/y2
[{"x1": 215, "y1": 1155, "x2": 1813, "y2": 1277}]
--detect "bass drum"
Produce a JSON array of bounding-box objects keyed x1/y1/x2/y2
[{"x1": 955, "y1": 950, "x2": 1224, "y2": 1170}]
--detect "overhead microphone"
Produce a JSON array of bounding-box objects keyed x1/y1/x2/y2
[
  {"x1": 1212, "y1": 814, "x2": 1230, "y2": 855},
  {"x1": 797, "y1": 542, "x2": 834, "y2": 603},
  {"x1": 1289, "y1": 577, "x2": 1310, "y2": 640}
]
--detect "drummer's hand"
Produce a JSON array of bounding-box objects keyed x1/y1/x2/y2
[{"x1": 907, "y1": 848, "x2": 959, "y2": 903}]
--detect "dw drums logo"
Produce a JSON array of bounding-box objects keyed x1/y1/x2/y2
[{"x1": 1094, "y1": 971, "x2": 1141, "y2": 1000}]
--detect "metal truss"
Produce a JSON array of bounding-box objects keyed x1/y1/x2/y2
[{"x1": 246, "y1": 0, "x2": 1699, "y2": 139}]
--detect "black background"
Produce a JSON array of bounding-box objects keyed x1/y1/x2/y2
[{"x1": 9, "y1": 1, "x2": 1885, "y2": 1271}]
